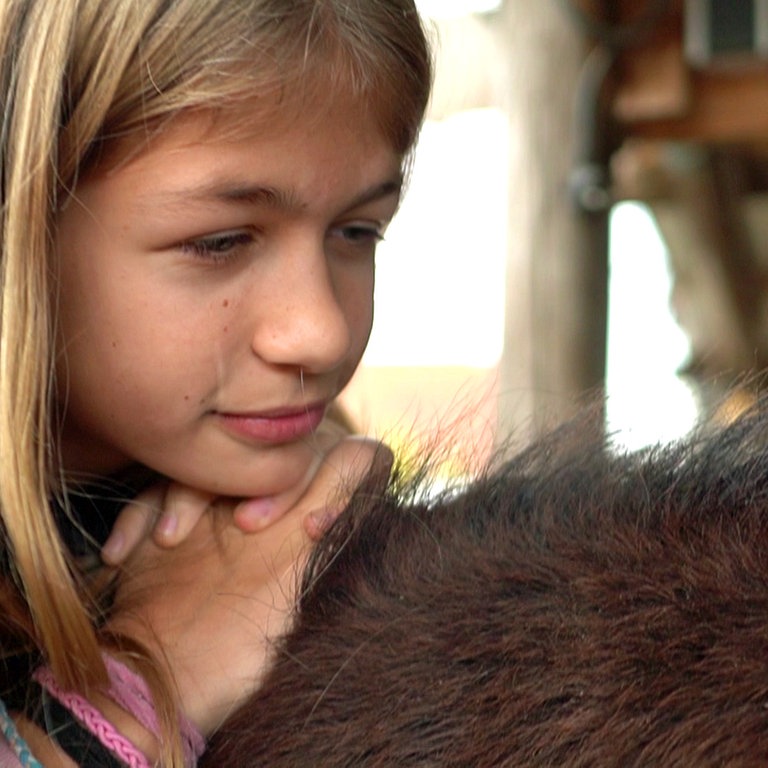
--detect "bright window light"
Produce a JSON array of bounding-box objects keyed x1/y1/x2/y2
[
  {"x1": 365, "y1": 108, "x2": 508, "y2": 368},
  {"x1": 417, "y1": 0, "x2": 502, "y2": 19},
  {"x1": 606, "y1": 202, "x2": 697, "y2": 450}
]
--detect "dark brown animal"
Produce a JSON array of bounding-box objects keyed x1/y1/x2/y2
[{"x1": 203, "y1": 409, "x2": 768, "y2": 767}]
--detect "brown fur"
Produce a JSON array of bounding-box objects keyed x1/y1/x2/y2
[{"x1": 203, "y1": 408, "x2": 768, "y2": 767}]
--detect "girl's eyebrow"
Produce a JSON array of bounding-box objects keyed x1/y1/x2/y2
[{"x1": 145, "y1": 177, "x2": 403, "y2": 214}]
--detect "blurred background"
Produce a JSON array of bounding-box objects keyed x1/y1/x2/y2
[{"x1": 340, "y1": 0, "x2": 768, "y2": 471}]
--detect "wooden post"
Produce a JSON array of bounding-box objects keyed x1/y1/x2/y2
[{"x1": 495, "y1": 0, "x2": 610, "y2": 444}]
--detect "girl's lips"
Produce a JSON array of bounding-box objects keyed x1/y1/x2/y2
[{"x1": 217, "y1": 403, "x2": 327, "y2": 444}]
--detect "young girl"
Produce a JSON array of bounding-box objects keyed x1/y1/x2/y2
[{"x1": 0, "y1": 1, "x2": 432, "y2": 765}]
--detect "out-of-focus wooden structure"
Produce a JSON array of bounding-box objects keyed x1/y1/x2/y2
[
  {"x1": 494, "y1": 0, "x2": 768, "y2": 444},
  {"x1": 613, "y1": 0, "x2": 768, "y2": 142},
  {"x1": 610, "y1": 0, "x2": 768, "y2": 416},
  {"x1": 494, "y1": 0, "x2": 612, "y2": 443},
  {"x1": 346, "y1": 1, "x2": 768, "y2": 460}
]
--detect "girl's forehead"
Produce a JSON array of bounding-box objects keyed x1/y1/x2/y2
[
  {"x1": 96, "y1": 90, "x2": 396, "y2": 178},
  {"x1": 79, "y1": 100, "x2": 404, "y2": 214},
  {"x1": 206, "y1": 89, "x2": 381, "y2": 142}
]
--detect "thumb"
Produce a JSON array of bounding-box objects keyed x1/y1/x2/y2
[{"x1": 299, "y1": 437, "x2": 393, "y2": 539}]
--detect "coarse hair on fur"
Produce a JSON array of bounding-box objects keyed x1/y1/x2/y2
[
  {"x1": 0, "y1": 1, "x2": 431, "y2": 764},
  {"x1": 204, "y1": 403, "x2": 768, "y2": 767}
]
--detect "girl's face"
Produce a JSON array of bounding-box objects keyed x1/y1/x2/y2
[{"x1": 55, "y1": 98, "x2": 402, "y2": 498}]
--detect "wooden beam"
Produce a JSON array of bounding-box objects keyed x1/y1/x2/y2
[
  {"x1": 620, "y1": 66, "x2": 768, "y2": 143},
  {"x1": 495, "y1": 0, "x2": 609, "y2": 440},
  {"x1": 606, "y1": 0, "x2": 768, "y2": 143}
]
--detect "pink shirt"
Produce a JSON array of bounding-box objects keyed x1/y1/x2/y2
[{"x1": 0, "y1": 740, "x2": 24, "y2": 767}]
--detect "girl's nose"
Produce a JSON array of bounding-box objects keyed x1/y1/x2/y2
[{"x1": 249, "y1": 252, "x2": 355, "y2": 374}]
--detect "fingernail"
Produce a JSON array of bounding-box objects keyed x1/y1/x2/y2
[
  {"x1": 156, "y1": 513, "x2": 177, "y2": 540},
  {"x1": 236, "y1": 498, "x2": 277, "y2": 531},
  {"x1": 307, "y1": 509, "x2": 335, "y2": 535},
  {"x1": 101, "y1": 532, "x2": 124, "y2": 564}
]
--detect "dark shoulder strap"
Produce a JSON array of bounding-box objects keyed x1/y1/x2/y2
[{"x1": 22, "y1": 680, "x2": 127, "y2": 768}]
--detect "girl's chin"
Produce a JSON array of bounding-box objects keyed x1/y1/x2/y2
[{"x1": 182, "y1": 453, "x2": 317, "y2": 501}]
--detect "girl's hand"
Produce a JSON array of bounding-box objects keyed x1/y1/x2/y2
[
  {"x1": 101, "y1": 417, "x2": 363, "y2": 565},
  {"x1": 107, "y1": 436, "x2": 390, "y2": 735}
]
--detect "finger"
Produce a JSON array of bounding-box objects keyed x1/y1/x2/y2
[
  {"x1": 153, "y1": 483, "x2": 217, "y2": 547},
  {"x1": 232, "y1": 468, "x2": 324, "y2": 532},
  {"x1": 231, "y1": 426, "x2": 347, "y2": 533},
  {"x1": 232, "y1": 496, "x2": 284, "y2": 533},
  {"x1": 230, "y1": 438, "x2": 389, "y2": 536},
  {"x1": 101, "y1": 484, "x2": 166, "y2": 565},
  {"x1": 300, "y1": 437, "x2": 393, "y2": 539}
]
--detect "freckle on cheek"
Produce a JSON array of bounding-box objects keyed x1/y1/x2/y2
[{"x1": 222, "y1": 299, "x2": 229, "y2": 308}]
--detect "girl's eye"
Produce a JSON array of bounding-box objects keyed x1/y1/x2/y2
[
  {"x1": 338, "y1": 223, "x2": 385, "y2": 244},
  {"x1": 179, "y1": 231, "x2": 253, "y2": 262},
  {"x1": 330, "y1": 222, "x2": 386, "y2": 255}
]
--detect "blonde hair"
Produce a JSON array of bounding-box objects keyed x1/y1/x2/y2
[{"x1": 0, "y1": 0, "x2": 431, "y2": 763}]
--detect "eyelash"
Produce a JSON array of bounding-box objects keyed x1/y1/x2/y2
[
  {"x1": 179, "y1": 221, "x2": 386, "y2": 264},
  {"x1": 331, "y1": 223, "x2": 386, "y2": 249},
  {"x1": 179, "y1": 231, "x2": 254, "y2": 263}
]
